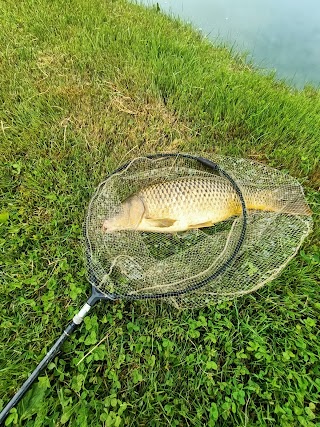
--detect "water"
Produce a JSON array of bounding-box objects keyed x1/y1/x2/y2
[{"x1": 140, "y1": 0, "x2": 320, "y2": 88}]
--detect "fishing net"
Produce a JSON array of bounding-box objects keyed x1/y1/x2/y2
[
  {"x1": 85, "y1": 153, "x2": 313, "y2": 309},
  {"x1": 0, "y1": 153, "x2": 313, "y2": 423}
]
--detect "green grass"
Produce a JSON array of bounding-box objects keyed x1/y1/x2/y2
[{"x1": 0, "y1": 0, "x2": 319, "y2": 425}]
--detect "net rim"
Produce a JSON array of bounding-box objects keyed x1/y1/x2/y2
[{"x1": 84, "y1": 153, "x2": 248, "y2": 300}]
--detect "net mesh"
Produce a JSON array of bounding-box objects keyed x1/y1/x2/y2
[{"x1": 85, "y1": 154, "x2": 312, "y2": 309}]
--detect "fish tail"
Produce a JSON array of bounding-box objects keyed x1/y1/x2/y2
[{"x1": 244, "y1": 186, "x2": 312, "y2": 216}]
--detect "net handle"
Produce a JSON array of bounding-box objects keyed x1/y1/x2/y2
[{"x1": 85, "y1": 153, "x2": 248, "y2": 300}]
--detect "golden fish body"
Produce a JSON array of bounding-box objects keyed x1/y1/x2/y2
[{"x1": 102, "y1": 177, "x2": 311, "y2": 233}]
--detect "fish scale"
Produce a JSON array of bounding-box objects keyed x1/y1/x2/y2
[
  {"x1": 141, "y1": 178, "x2": 236, "y2": 219},
  {"x1": 102, "y1": 176, "x2": 311, "y2": 233}
]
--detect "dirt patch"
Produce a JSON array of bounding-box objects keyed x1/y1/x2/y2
[
  {"x1": 70, "y1": 80, "x2": 194, "y2": 157},
  {"x1": 309, "y1": 166, "x2": 320, "y2": 190}
]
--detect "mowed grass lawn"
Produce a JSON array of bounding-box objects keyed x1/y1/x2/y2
[{"x1": 0, "y1": 0, "x2": 319, "y2": 425}]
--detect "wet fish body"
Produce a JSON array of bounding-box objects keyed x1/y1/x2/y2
[{"x1": 102, "y1": 177, "x2": 311, "y2": 233}]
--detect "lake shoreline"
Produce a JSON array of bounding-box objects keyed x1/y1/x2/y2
[{"x1": 140, "y1": 0, "x2": 320, "y2": 90}]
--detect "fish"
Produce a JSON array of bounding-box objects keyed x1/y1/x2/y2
[{"x1": 102, "y1": 176, "x2": 312, "y2": 233}]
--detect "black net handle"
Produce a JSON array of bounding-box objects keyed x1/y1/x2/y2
[{"x1": 85, "y1": 153, "x2": 247, "y2": 300}]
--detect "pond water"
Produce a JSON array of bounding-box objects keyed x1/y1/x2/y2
[{"x1": 140, "y1": 0, "x2": 320, "y2": 89}]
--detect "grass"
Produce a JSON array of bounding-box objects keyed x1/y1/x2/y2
[{"x1": 0, "y1": 0, "x2": 319, "y2": 425}]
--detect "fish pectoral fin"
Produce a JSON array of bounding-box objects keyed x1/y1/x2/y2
[
  {"x1": 187, "y1": 220, "x2": 215, "y2": 229},
  {"x1": 144, "y1": 218, "x2": 177, "y2": 228}
]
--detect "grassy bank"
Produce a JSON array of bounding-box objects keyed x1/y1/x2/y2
[{"x1": 0, "y1": 0, "x2": 319, "y2": 425}]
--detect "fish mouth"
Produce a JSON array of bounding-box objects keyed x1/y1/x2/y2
[
  {"x1": 102, "y1": 219, "x2": 135, "y2": 233},
  {"x1": 102, "y1": 219, "x2": 117, "y2": 233}
]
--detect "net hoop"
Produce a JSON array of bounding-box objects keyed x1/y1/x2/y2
[{"x1": 85, "y1": 153, "x2": 248, "y2": 300}]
